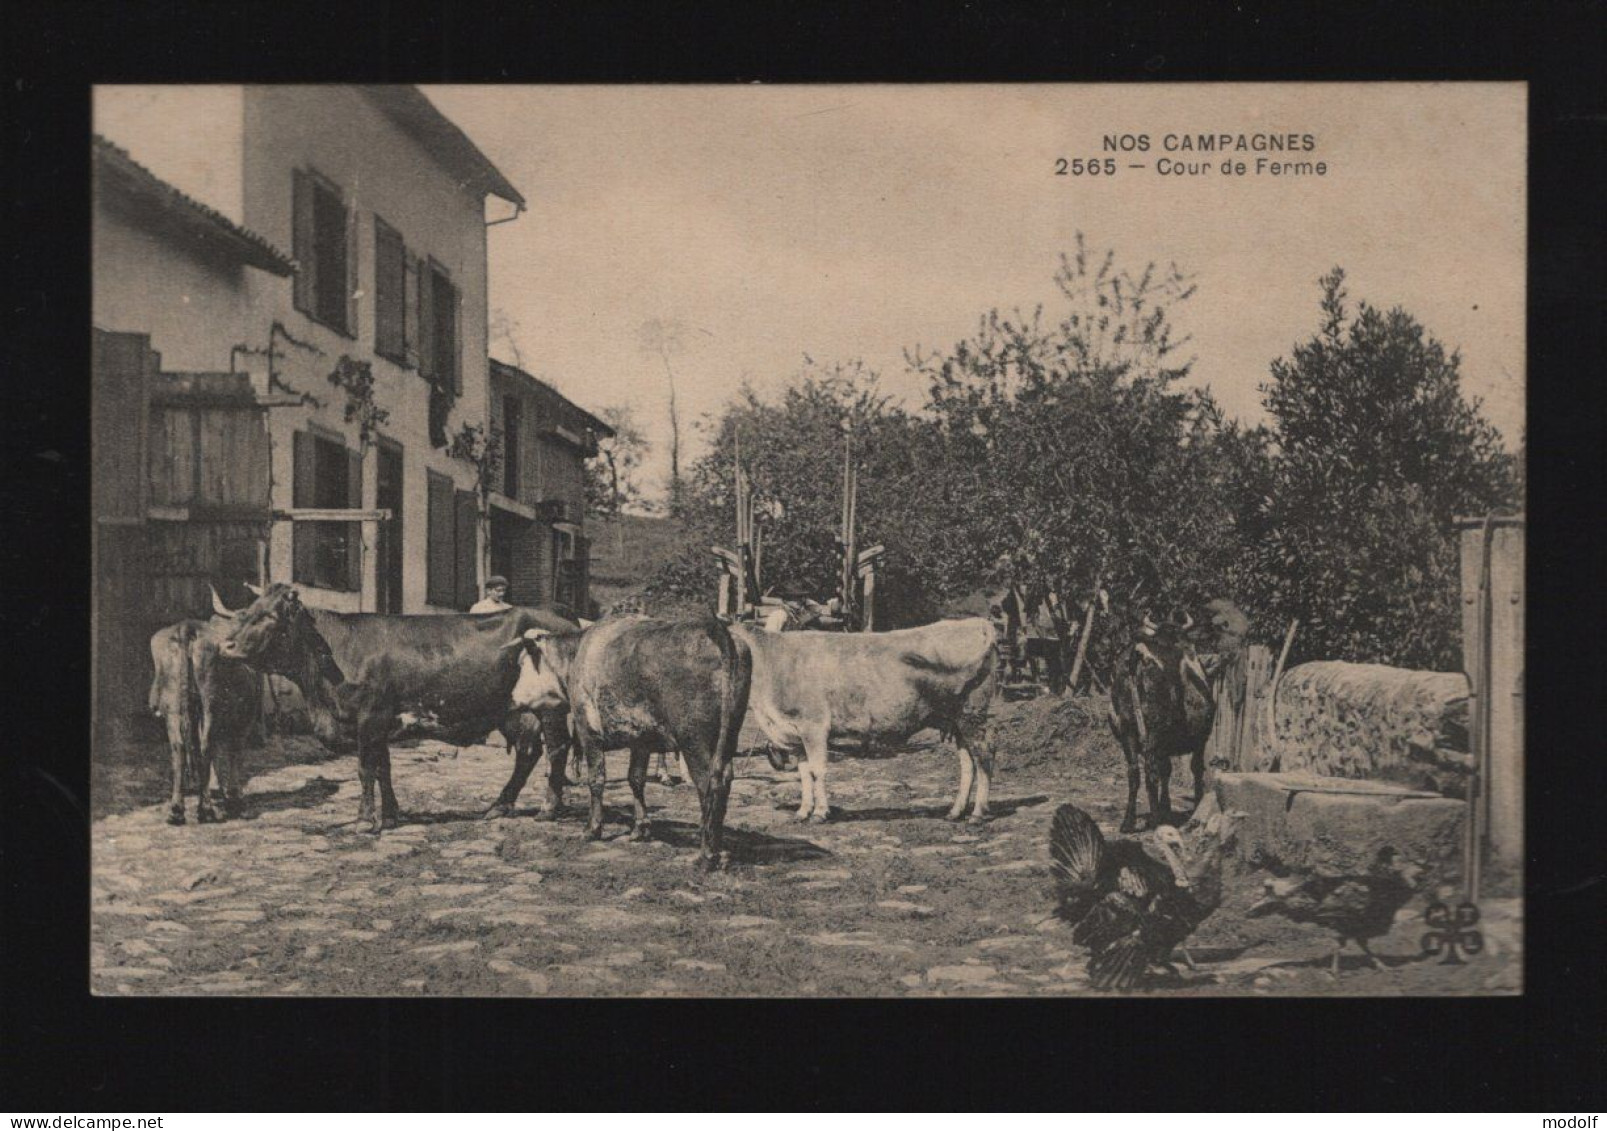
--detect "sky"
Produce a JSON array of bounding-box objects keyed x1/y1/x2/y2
[{"x1": 429, "y1": 84, "x2": 1527, "y2": 500}]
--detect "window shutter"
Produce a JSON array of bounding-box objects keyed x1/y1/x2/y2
[
  {"x1": 576, "y1": 533, "x2": 591, "y2": 614},
  {"x1": 401, "y1": 248, "x2": 418, "y2": 368},
  {"x1": 292, "y1": 430, "x2": 317, "y2": 585},
  {"x1": 454, "y1": 488, "x2": 479, "y2": 610},
  {"x1": 344, "y1": 447, "x2": 365, "y2": 592},
  {"x1": 417, "y1": 260, "x2": 436, "y2": 384},
  {"x1": 449, "y1": 280, "x2": 463, "y2": 395},
  {"x1": 373, "y1": 220, "x2": 401, "y2": 360},
  {"x1": 344, "y1": 202, "x2": 359, "y2": 337},
  {"x1": 291, "y1": 170, "x2": 315, "y2": 316},
  {"x1": 426, "y1": 471, "x2": 455, "y2": 607}
]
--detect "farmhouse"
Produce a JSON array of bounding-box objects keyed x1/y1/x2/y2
[
  {"x1": 92, "y1": 85, "x2": 609, "y2": 740},
  {"x1": 487, "y1": 359, "x2": 614, "y2": 618}
]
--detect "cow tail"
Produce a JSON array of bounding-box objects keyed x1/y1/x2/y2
[{"x1": 714, "y1": 621, "x2": 752, "y2": 769}]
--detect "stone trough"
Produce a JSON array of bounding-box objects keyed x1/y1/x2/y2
[{"x1": 1214, "y1": 771, "x2": 1466, "y2": 883}]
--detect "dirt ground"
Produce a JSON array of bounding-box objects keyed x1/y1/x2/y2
[{"x1": 91, "y1": 695, "x2": 1521, "y2": 997}]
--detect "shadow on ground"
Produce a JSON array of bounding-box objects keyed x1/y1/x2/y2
[
  {"x1": 796, "y1": 794, "x2": 1052, "y2": 823},
  {"x1": 647, "y1": 818, "x2": 833, "y2": 865}
]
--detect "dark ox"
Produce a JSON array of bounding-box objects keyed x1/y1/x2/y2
[
  {"x1": 147, "y1": 610, "x2": 262, "y2": 825},
  {"x1": 1108, "y1": 612, "x2": 1215, "y2": 832},
  {"x1": 216, "y1": 583, "x2": 576, "y2": 833},
  {"x1": 730, "y1": 617, "x2": 998, "y2": 823},
  {"x1": 509, "y1": 616, "x2": 751, "y2": 870}
]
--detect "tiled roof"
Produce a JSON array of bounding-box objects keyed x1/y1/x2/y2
[
  {"x1": 356, "y1": 86, "x2": 526, "y2": 209},
  {"x1": 491, "y1": 358, "x2": 616, "y2": 439},
  {"x1": 93, "y1": 135, "x2": 295, "y2": 276}
]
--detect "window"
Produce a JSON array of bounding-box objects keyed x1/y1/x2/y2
[
  {"x1": 292, "y1": 169, "x2": 356, "y2": 337},
  {"x1": 502, "y1": 395, "x2": 521, "y2": 499},
  {"x1": 374, "y1": 217, "x2": 410, "y2": 364},
  {"x1": 418, "y1": 260, "x2": 460, "y2": 394},
  {"x1": 292, "y1": 430, "x2": 362, "y2": 592}
]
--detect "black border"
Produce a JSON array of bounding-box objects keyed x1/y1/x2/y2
[{"x1": 3, "y1": 0, "x2": 1602, "y2": 1112}]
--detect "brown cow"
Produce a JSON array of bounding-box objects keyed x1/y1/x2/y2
[
  {"x1": 216, "y1": 583, "x2": 576, "y2": 833},
  {"x1": 1108, "y1": 611, "x2": 1215, "y2": 832},
  {"x1": 509, "y1": 616, "x2": 752, "y2": 870},
  {"x1": 147, "y1": 609, "x2": 261, "y2": 825}
]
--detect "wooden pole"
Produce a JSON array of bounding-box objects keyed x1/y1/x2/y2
[
  {"x1": 840, "y1": 430, "x2": 855, "y2": 621},
  {"x1": 733, "y1": 436, "x2": 747, "y2": 618},
  {"x1": 1264, "y1": 618, "x2": 1300, "y2": 755},
  {"x1": 1271, "y1": 618, "x2": 1299, "y2": 694},
  {"x1": 1067, "y1": 595, "x2": 1098, "y2": 693},
  {"x1": 753, "y1": 522, "x2": 763, "y2": 596},
  {"x1": 861, "y1": 563, "x2": 876, "y2": 632}
]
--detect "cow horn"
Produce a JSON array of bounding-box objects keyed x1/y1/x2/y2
[
  {"x1": 1141, "y1": 613, "x2": 1158, "y2": 634},
  {"x1": 1179, "y1": 611, "x2": 1194, "y2": 631},
  {"x1": 578, "y1": 618, "x2": 595, "y2": 629},
  {"x1": 245, "y1": 582, "x2": 265, "y2": 597},
  {"x1": 211, "y1": 585, "x2": 242, "y2": 619}
]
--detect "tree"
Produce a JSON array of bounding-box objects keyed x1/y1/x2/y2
[
  {"x1": 586, "y1": 405, "x2": 651, "y2": 555},
  {"x1": 1249, "y1": 268, "x2": 1520, "y2": 668},
  {"x1": 643, "y1": 359, "x2": 945, "y2": 625},
  {"x1": 907, "y1": 234, "x2": 1245, "y2": 663},
  {"x1": 489, "y1": 308, "x2": 526, "y2": 370},
  {"x1": 639, "y1": 318, "x2": 705, "y2": 516}
]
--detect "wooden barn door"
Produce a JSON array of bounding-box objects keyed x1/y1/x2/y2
[{"x1": 98, "y1": 362, "x2": 273, "y2": 747}]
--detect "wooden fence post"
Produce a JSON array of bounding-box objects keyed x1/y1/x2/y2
[{"x1": 1067, "y1": 598, "x2": 1098, "y2": 692}]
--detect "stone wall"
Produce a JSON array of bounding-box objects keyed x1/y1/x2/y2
[{"x1": 1255, "y1": 661, "x2": 1472, "y2": 794}]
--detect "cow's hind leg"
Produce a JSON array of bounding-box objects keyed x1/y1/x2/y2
[
  {"x1": 537, "y1": 707, "x2": 570, "y2": 820},
  {"x1": 967, "y1": 736, "x2": 995, "y2": 825},
  {"x1": 356, "y1": 740, "x2": 377, "y2": 832},
  {"x1": 626, "y1": 745, "x2": 653, "y2": 842},
  {"x1": 803, "y1": 730, "x2": 831, "y2": 823},
  {"x1": 1112, "y1": 712, "x2": 1141, "y2": 834},
  {"x1": 217, "y1": 735, "x2": 245, "y2": 819},
  {"x1": 486, "y1": 712, "x2": 542, "y2": 819},
  {"x1": 1189, "y1": 743, "x2": 1207, "y2": 809},
  {"x1": 691, "y1": 749, "x2": 732, "y2": 870},
  {"x1": 946, "y1": 740, "x2": 975, "y2": 821},
  {"x1": 1146, "y1": 754, "x2": 1173, "y2": 829},
  {"x1": 577, "y1": 731, "x2": 607, "y2": 840},
  {"x1": 376, "y1": 743, "x2": 401, "y2": 828},
  {"x1": 164, "y1": 714, "x2": 188, "y2": 826},
  {"x1": 193, "y1": 713, "x2": 220, "y2": 824},
  {"x1": 792, "y1": 743, "x2": 815, "y2": 821},
  {"x1": 355, "y1": 721, "x2": 396, "y2": 834}
]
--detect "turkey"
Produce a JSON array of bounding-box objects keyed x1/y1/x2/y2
[
  {"x1": 1049, "y1": 799, "x2": 1244, "y2": 990},
  {"x1": 1245, "y1": 846, "x2": 1424, "y2": 977}
]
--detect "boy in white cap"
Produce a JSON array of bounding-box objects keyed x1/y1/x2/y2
[{"x1": 470, "y1": 575, "x2": 512, "y2": 613}]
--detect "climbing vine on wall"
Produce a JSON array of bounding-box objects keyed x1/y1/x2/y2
[
  {"x1": 448, "y1": 421, "x2": 504, "y2": 502},
  {"x1": 327, "y1": 355, "x2": 390, "y2": 449},
  {"x1": 448, "y1": 421, "x2": 505, "y2": 578}
]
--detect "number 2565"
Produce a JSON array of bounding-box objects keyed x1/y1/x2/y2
[{"x1": 1055, "y1": 158, "x2": 1116, "y2": 176}]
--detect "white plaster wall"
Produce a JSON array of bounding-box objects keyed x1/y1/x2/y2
[
  {"x1": 92, "y1": 202, "x2": 256, "y2": 372},
  {"x1": 239, "y1": 86, "x2": 497, "y2": 613}
]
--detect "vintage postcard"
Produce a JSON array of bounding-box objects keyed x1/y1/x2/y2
[{"x1": 91, "y1": 83, "x2": 1523, "y2": 997}]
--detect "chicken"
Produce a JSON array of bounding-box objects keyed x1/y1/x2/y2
[
  {"x1": 1245, "y1": 846, "x2": 1425, "y2": 977},
  {"x1": 1049, "y1": 800, "x2": 1244, "y2": 990}
]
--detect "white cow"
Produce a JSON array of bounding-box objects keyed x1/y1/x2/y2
[{"x1": 730, "y1": 618, "x2": 998, "y2": 823}]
